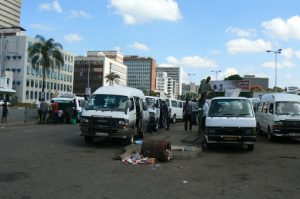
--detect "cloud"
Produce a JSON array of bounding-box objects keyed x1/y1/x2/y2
[
  {"x1": 64, "y1": 34, "x2": 83, "y2": 43},
  {"x1": 165, "y1": 56, "x2": 217, "y2": 68},
  {"x1": 109, "y1": 0, "x2": 182, "y2": 25},
  {"x1": 227, "y1": 38, "x2": 272, "y2": 54},
  {"x1": 66, "y1": 10, "x2": 91, "y2": 20},
  {"x1": 223, "y1": 68, "x2": 239, "y2": 78},
  {"x1": 129, "y1": 42, "x2": 150, "y2": 51},
  {"x1": 210, "y1": 49, "x2": 222, "y2": 55},
  {"x1": 226, "y1": 27, "x2": 256, "y2": 38},
  {"x1": 30, "y1": 23, "x2": 53, "y2": 31},
  {"x1": 38, "y1": 0, "x2": 62, "y2": 13},
  {"x1": 261, "y1": 60, "x2": 294, "y2": 69},
  {"x1": 262, "y1": 16, "x2": 300, "y2": 41}
]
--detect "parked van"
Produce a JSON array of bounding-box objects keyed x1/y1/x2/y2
[
  {"x1": 79, "y1": 86, "x2": 149, "y2": 144},
  {"x1": 165, "y1": 98, "x2": 183, "y2": 123},
  {"x1": 51, "y1": 93, "x2": 85, "y2": 122},
  {"x1": 255, "y1": 93, "x2": 300, "y2": 141},
  {"x1": 205, "y1": 97, "x2": 256, "y2": 151},
  {"x1": 145, "y1": 96, "x2": 160, "y2": 131}
]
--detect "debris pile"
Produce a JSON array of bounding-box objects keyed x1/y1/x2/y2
[{"x1": 122, "y1": 152, "x2": 156, "y2": 165}]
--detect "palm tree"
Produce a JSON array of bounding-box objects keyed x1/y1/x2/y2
[
  {"x1": 105, "y1": 72, "x2": 120, "y2": 86},
  {"x1": 28, "y1": 35, "x2": 64, "y2": 99}
]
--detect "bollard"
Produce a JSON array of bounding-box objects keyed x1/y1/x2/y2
[
  {"x1": 24, "y1": 106, "x2": 27, "y2": 123},
  {"x1": 198, "y1": 109, "x2": 204, "y2": 135}
]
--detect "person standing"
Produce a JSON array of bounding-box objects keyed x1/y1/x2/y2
[
  {"x1": 1, "y1": 101, "x2": 9, "y2": 123},
  {"x1": 161, "y1": 100, "x2": 170, "y2": 130},
  {"x1": 198, "y1": 76, "x2": 213, "y2": 108},
  {"x1": 191, "y1": 99, "x2": 199, "y2": 124},
  {"x1": 51, "y1": 100, "x2": 59, "y2": 124},
  {"x1": 40, "y1": 99, "x2": 49, "y2": 124},
  {"x1": 183, "y1": 98, "x2": 193, "y2": 132}
]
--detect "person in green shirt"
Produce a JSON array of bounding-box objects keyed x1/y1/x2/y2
[{"x1": 198, "y1": 76, "x2": 213, "y2": 108}]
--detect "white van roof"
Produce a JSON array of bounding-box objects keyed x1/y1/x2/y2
[
  {"x1": 261, "y1": 93, "x2": 300, "y2": 101},
  {"x1": 93, "y1": 85, "x2": 145, "y2": 97},
  {"x1": 212, "y1": 97, "x2": 249, "y2": 100}
]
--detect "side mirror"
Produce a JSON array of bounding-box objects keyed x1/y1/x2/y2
[{"x1": 79, "y1": 100, "x2": 86, "y2": 107}]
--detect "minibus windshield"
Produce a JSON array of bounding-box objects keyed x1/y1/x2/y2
[
  {"x1": 208, "y1": 99, "x2": 253, "y2": 117},
  {"x1": 85, "y1": 94, "x2": 129, "y2": 111}
]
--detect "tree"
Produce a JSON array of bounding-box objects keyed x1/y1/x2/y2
[
  {"x1": 28, "y1": 35, "x2": 64, "y2": 99},
  {"x1": 224, "y1": 74, "x2": 243, "y2": 80},
  {"x1": 105, "y1": 72, "x2": 120, "y2": 86}
]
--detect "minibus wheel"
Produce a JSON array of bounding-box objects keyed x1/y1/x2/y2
[
  {"x1": 247, "y1": 144, "x2": 254, "y2": 151},
  {"x1": 84, "y1": 136, "x2": 93, "y2": 144},
  {"x1": 172, "y1": 115, "x2": 176, "y2": 123}
]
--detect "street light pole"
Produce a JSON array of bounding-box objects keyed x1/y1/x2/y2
[
  {"x1": 266, "y1": 49, "x2": 282, "y2": 92},
  {"x1": 211, "y1": 70, "x2": 221, "y2": 80}
]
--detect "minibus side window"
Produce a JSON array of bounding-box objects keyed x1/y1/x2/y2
[
  {"x1": 129, "y1": 98, "x2": 134, "y2": 111},
  {"x1": 269, "y1": 103, "x2": 274, "y2": 114}
]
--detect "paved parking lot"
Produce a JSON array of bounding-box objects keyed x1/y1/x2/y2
[{"x1": 0, "y1": 123, "x2": 299, "y2": 199}]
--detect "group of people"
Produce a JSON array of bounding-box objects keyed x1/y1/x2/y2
[
  {"x1": 183, "y1": 76, "x2": 213, "y2": 132},
  {"x1": 37, "y1": 99, "x2": 77, "y2": 124},
  {"x1": 1, "y1": 100, "x2": 9, "y2": 123}
]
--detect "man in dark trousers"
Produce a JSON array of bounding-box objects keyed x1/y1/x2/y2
[
  {"x1": 161, "y1": 100, "x2": 170, "y2": 130},
  {"x1": 198, "y1": 76, "x2": 213, "y2": 108},
  {"x1": 183, "y1": 98, "x2": 193, "y2": 132}
]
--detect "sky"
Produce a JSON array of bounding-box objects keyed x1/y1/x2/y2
[{"x1": 20, "y1": 0, "x2": 300, "y2": 88}]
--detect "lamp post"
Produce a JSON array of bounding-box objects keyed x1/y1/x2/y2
[
  {"x1": 187, "y1": 73, "x2": 195, "y2": 93},
  {"x1": 211, "y1": 70, "x2": 221, "y2": 80},
  {"x1": 266, "y1": 49, "x2": 282, "y2": 92}
]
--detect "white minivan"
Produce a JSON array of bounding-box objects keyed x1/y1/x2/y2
[
  {"x1": 165, "y1": 98, "x2": 183, "y2": 123},
  {"x1": 79, "y1": 86, "x2": 149, "y2": 144},
  {"x1": 205, "y1": 97, "x2": 256, "y2": 151},
  {"x1": 255, "y1": 93, "x2": 300, "y2": 141}
]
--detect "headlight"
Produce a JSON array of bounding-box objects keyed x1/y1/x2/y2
[
  {"x1": 81, "y1": 118, "x2": 89, "y2": 123},
  {"x1": 118, "y1": 120, "x2": 129, "y2": 126},
  {"x1": 208, "y1": 129, "x2": 216, "y2": 133},
  {"x1": 149, "y1": 112, "x2": 155, "y2": 118}
]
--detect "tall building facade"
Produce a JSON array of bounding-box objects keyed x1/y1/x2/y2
[
  {"x1": 156, "y1": 66, "x2": 182, "y2": 95},
  {"x1": 243, "y1": 75, "x2": 269, "y2": 90},
  {"x1": 124, "y1": 56, "x2": 156, "y2": 95},
  {"x1": 0, "y1": 0, "x2": 22, "y2": 28},
  {"x1": 74, "y1": 52, "x2": 127, "y2": 96},
  {"x1": 0, "y1": 35, "x2": 74, "y2": 103},
  {"x1": 156, "y1": 72, "x2": 168, "y2": 94}
]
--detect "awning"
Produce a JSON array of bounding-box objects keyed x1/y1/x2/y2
[{"x1": 0, "y1": 88, "x2": 16, "y2": 93}]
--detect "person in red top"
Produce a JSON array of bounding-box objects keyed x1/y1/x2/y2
[{"x1": 51, "y1": 101, "x2": 59, "y2": 124}]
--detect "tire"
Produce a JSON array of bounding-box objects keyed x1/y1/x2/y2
[
  {"x1": 256, "y1": 123, "x2": 262, "y2": 135},
  {"x1": 268, "y1": 127, "x2": 275, "y2": 142},
  {"x1": 172, "y1": 115, "x2": 176, "y2": 123},
  {"x1": 84, "y1": 136, "x2": 93, "y2": 144},
  {"x1": 128, "y1": 130, "x2": 135, "y2": 144},
  {"x1": 247, "y1": 144, "x2": 254, "y2": 151}
]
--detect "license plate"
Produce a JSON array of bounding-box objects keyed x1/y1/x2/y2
[
  {"x1": 223, "y1": 136, "x2": 239, "y2": 141},
  {"x1": 95, "y1": 132, "x2": 108, "y2": 136},
  {"x1": 288, "y1": 133, "x2": 299, "y2": 137}
]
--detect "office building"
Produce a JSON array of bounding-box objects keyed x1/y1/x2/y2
[
  {"x1": 74, "y1": 52, "x2": 127, "y2": 96},
  {"x1": 0, "y1": 35, "x2": 75, "y2": 103},
  {"x1": 0, "y1": 0, "x2": 22, "y2": 28},
  {"x1": 156, "y1": 65, "x2": 182, "y2": 95},
  {"x1": 243, "y1": 75, "x2": 269, "y2": 90},
  {"x1": 124, "y1": 56, "x2": 156, "y2": 95}
]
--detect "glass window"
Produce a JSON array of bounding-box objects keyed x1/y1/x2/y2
[
  {"x1": 275, "y1": 101, "x2": 300, "y2": 115},
  {"x1": 85, "y1": 94, "x2": 129, "y2": 111},
  {"x1": 208, "y1": 98, "x2": 253, "y2": 117}
]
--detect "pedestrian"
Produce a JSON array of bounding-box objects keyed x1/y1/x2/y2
[
  {"x1": 36, "y1": 98, "x2": 42, "y2": 122},
  {"x1": 51, "y1": 100, "x2": 59, "y2": 124},
  {"x1": 198, "y1": 76, "x2": 213, "y2": 108},
  {"x1": 40, "y1": 99, "x2": 49, "y2": 124},
  {"x1": 183, "y1": 98, "x2": 193, "y2": 132},
  {"x1": 1, "y1": 101, "x2": 9, "y2": 123},
  {"x1": 191, "y1": 99, "x2": 198, "y2": 124},
  {"x1": 161, "y1": 100, "x2": 170, "y2": 130}
]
